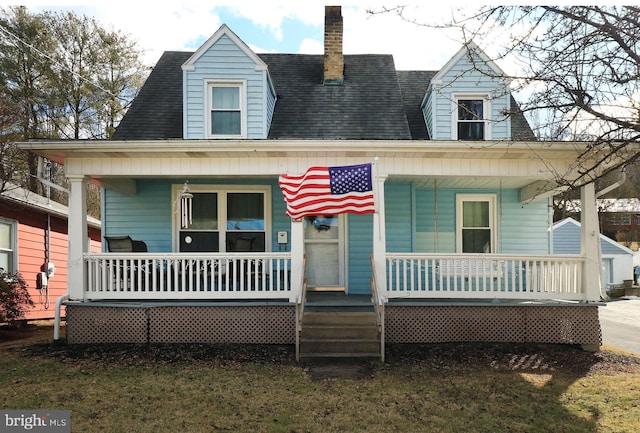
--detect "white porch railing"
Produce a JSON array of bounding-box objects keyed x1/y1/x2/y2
[
  {"x1": 386, "y1": 253, "x2": 586, "y2": 301},
  {"x1": 85, "y1": 253, "x2": 294, "y2": 301}
]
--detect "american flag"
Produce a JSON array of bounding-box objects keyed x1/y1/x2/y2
[{"x1": 278, "y1": 163, "x2": 376, "y2": 220}]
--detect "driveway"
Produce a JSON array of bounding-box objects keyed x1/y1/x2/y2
[{"x1": 599, "y1": 297, "x2": 640, "y2": 355}]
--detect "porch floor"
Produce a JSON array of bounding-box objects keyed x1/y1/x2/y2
[{"x1": 305, "y1": 292, "x2": 374, "y2": 312}]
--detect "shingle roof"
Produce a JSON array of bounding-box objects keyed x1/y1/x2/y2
[
  {"x1": 396, "y1": 70, "x2": 436, "y2": 140},
  {"x1": 112, "y1": 51, "x2": 188, "y2": 140},
  {"x1": 112, "y1": 50, "x2": 535, "y2": 142},
  {"x1": 259, "y1": 54, "x2": 411, "y2": 140},
  {"x1": 509, "y1": 95, "x2": 537, "y2": 141}
]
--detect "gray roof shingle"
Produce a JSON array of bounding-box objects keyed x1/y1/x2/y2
[
  {"x1": 396, "y1": 70, "x2": 436, "y2": 140},
  {"x1": 112, "y1": 51, "x2": 188, "y2": 140},
  {"x1": 112, "y1": 50, "x2": 535, "y2": 142},
  {"x1": 259, "y1": 54, "x2": 411, "y2": 140}
]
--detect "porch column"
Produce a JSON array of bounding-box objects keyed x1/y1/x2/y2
[
  {"x1": 581, "y1": 183, "x2": 602, "y2": 302},
  {"x1": 289, "y1": 219, "x2": 304, "y2": 302},
  {"x1": 372, "y1": 174, "x2": 387, "y2": 295},
  {"x1": 68, "y1": 176, "x2": 88, "y2": 301}
]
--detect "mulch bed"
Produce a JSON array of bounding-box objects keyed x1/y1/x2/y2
[{"x1": 3, "y1": 325, "x2": 640, "y2": 379}]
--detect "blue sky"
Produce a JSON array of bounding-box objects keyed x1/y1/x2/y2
[{"x1": 18, "y1": 2, "x2": 466, "y2": 70}]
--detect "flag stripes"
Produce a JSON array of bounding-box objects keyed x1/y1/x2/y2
[{"x1": 278, "y1": 164, "x2": 375, "y2": 220}]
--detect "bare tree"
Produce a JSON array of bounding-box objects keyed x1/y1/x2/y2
[
  {"x1": 371, "y1": 6, "x2": 640, "y2": 189},
  {"x1": 0, "y1": 6, "x2": 148, "y2": 217},
  {"x1": 0, "y1": 94, "x2": 29, "y2": 194}
]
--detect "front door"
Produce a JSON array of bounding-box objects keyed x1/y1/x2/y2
[{"x1": 304, "y1": 214, "x2": 346, "y2": 291}]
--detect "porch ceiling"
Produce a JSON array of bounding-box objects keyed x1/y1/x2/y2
[{"x1": 394, "y1": 175, "x2": 539, "y2": 190}]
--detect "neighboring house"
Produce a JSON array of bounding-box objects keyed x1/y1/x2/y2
[
  {"x1": 597, "y1": 198, "x2": 640, "y2": 250},
  {"x1": 0, "y1": 184, "x2": 101, "y2": 321},
  {"x1": 20, "y1": 7, "x2": 636, "y2": 357},
  {"x1": 553, "y1": 217, "x2": 634, "y2": 289}
]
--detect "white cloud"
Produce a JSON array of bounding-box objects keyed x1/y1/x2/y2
[{"x1": 18, "y1": 2, "x2": 481, "y2": 70}]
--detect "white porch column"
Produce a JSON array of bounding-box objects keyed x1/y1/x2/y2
[
  {"x1": 289, "y1": 219, "x2": 305, "y2": 302},
  {"x1": 581, "y1": 183, "x2": 602, "y2": 302},
  {"x1": 372, "y1": 174, "x2": 387, "y2": 295},
  {"x1": 68, "y1": 176, "x2": 88, "y2": 301}
]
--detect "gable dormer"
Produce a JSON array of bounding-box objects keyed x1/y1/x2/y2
[
  {"x1": 422, "y1": 41, "x2": 512, "y2": 141},
  {"x1": 181, "y1": 24, "x2": 276, "y2": 139}
]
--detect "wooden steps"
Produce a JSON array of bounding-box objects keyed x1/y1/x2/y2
[{"x1": 299, "y1": 310, "x2": 381, "y2": 362}]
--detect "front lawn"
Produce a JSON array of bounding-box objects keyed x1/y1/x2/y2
[{"x1": 1, "y1": 325, "x2": 639, "y2": 433}]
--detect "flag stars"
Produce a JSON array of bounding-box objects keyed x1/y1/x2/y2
[{"x1": 329, "y1": 165, "x2": 372, "y2": 195}]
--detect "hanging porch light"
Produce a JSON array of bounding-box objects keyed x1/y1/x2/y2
[{"x1": 179, "y1": 181, "x2": 193, "y2": 228}]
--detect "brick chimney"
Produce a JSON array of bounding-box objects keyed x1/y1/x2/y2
[{"x1": 324, "y1": 6, "x2": 344, "y2": 85}]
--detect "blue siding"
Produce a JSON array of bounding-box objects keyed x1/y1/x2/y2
[
  {"x1": 398, "y1": 186, "x2": 551, "y2": 254},
  {"x1": 347, "y1": 214, "x2": 373, "y2": 295},
  {"x1": 103, "y1": 179, "x2": 554, "y2": 293},
  {"x1": 103, "y1": 179, "x2": 288, "y2": 253},
  {"x1": 499, "y1": 190, "x2": 550, "y2": 254},
  {"x1": 265, "y1": 76, "x2": 276, "y2": 133},
  {"x1": 422, "y1": 93, "x2": 433, "y2": 139},
  {"x1": 384, "y1": 182, "x2": 413, "y2": 252},
  {"x1": 553, "y1": 219, "x2": 632, "y2": 255},
  {"x1": 415, "y1": 188, "x2": 456, "y2": 252},
  {"x1": 553, "y1": 221, "x2": 581, "y2": 254},
  {"x1": 430, "y1": 50, "x2": 510, "y2": 141},
  {"x1": 184, "y1": 34, "x2": 269, "y2": 139},
  {"x1": 103, "y1": 181, "x2": 172, "y2": 251}
]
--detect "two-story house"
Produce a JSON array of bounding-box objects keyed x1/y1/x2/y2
[{"x1": 21, "y1": 7, "x2": 627, "y2": 360}]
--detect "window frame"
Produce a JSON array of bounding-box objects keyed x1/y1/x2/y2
[
  {"x1": 452, "y1": 94, "x2": 491, "y2": 141},
  {"x1": 0, "y1": 218, "x2": 18, "y2": 273},
  {"x1": 205, "y1": 80, "x2": 247, "y2": 138},
  {"x1": 173, "y1": 184, "x2": 271, "y2": 252},
  {"x1": 455, "y1": 194, "x2": 497, "y2": 253}
]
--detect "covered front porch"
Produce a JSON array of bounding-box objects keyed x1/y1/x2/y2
[{"x1": 18, "y1": 139, "x2": 612, "y2": 354}]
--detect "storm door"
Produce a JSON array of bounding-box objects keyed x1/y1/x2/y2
[{"x1": 303, "y1": 214, "x2": 346, "y2": 291}]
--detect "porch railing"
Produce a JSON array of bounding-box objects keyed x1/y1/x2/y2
[
  {"x1": 85, "y1": 253, "x2": 293, "y2": 301},
  {"x1": 385, "y1": 253, "x2": 586, "y2": 301}
]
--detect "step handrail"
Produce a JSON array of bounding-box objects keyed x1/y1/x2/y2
[
  {"x1": 295, "y1": 255, "x2": 307, "y2": 362},
  {"x1": 370, "y1": 253, "x2": 385, "y2": 362}
]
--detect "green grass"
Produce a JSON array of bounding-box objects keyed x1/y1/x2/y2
[{"x1": 1, "y1": 333, "x2": 640, "y2": 432}]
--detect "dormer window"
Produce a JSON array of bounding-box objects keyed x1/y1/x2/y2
[
  {"x1": 206, "y1": 81, "x2": 246, "y2": 138},
  {"x1": 454, "y1": 95, "x2": 490, "y2": 140}
]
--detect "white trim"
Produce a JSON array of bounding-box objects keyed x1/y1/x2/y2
[
  {"x1": 451, "y1": 93, "x2": 492, "y2": 140},
  {"x1": 432, "y1": 41, "x2": 508, "y2": 84},
  {"x1": 204, "y1": 80, "x2": 247, "y2": 138},
  {"x1": 182, "y1": 24, "x2": 268, "y2": 72},
  {"x1": 171, "y1": 184, "x2": 271, "y2": 253},
  {"x1": 456, "y1": 194, "x2": 497, "y2": 253},
  {"x1": 0, "y1": 217, "x2": 18, "y2": 274}
]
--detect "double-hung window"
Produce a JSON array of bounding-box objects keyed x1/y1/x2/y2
[
  {"x1": 456, "y1": 194, "x2": 496, "y2": 253},
  {"x1": 207, "y1": 81, "x2": 245, "y2": 138},
  {"x1": 455, "y1": 96, "x2": 489, "y2": 140},
  {"x1": 0, "y1": 219, "x2": 17, "y2": 273}
]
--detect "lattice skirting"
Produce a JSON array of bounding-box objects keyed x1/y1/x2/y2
[
  {"x1": 65, "y1": 305, "x2": 296, "y2": 344},
  {"x1": 385, "y1": 305, "x2": 601, "y2": 346}
]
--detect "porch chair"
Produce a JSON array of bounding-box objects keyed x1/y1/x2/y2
[
  {"x1": 104, "y1": 236, "x2": 149, "y2": 289},
  {"x1": 228, "y1": 236, "x2": 263, "y2": 289}
]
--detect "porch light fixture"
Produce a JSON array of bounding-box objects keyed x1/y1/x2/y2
[{"x1": 179, "y1": 181, "x2": 193, "y2": 228}]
